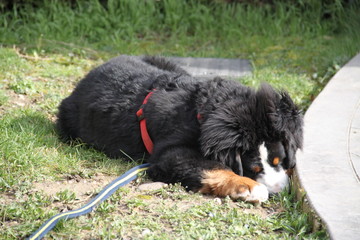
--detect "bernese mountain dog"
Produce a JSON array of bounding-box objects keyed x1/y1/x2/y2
[{"x1": 56, "y1": 55, "x2": 303, "y2": 203}]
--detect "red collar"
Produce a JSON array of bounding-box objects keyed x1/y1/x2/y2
[
  {"x1": 136, "y1": 90, "x2": 203, "y2": 155},
  {"x1": 136, "y1": 90, "x2": 155, "y2": 154}
]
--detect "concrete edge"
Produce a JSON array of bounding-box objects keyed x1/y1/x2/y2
[
  {"x1": 294, "y1": 52, "x2": 360, "y2": 239},
  {"x1": 292, "y1": 170, "x2": 327, "y2": 233}
]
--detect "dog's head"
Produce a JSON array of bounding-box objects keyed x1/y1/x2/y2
[
  {"x1": 199, "y1": 81, "x2": 303, "y2": 193},
  {"x1": 253, "y1": 84, "x2": 303, "y2": 193},
  {"x1": 256, "y1": 83, "x2": 303, "y2": 170}
]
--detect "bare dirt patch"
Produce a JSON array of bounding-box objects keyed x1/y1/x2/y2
[
  {"x1": 8, "y1": 92, "x2": 31, "y2": 107},
  {"x1": 0, "y1": 192, "x2": 16, "y2": 205},
  {"x1": 0, "y1": 91, "x2": 29, "y2": 112},
  {"x1": 33, "y1": 173, "x2": 116, "y2": 200}
]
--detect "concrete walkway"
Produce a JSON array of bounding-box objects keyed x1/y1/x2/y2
[
  {"x1": 296, "y1": 53, "x2": 360, "y2": 240},
  {"x1": 169, "y1": 57, "x2": 251, "y2": 79}
]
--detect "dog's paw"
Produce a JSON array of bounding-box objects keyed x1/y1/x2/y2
[
  {"x1": 245, "y1": 183, "x2": 268, "y2": 203},
  {"x1": 199, "y1": 169, "x2": 269, "y2": 203}
]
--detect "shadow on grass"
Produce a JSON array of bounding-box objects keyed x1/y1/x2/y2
[{"x1": 0, "y1": 109, "x2": 138, "y2": 190}]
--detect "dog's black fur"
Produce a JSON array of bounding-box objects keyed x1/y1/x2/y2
[{"x1": 57, "y1": 55, "x2": 303, "y2": 198}]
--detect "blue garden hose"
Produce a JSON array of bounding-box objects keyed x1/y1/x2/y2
[{"x1": 27, "y1": 163, "x2": 150, "y2": 240}]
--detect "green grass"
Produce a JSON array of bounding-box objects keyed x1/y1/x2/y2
[
  {"x1": 1, "y1": 0, "x2": 359, "y2": 239},
  {"x1": 2, "y1": 0, "x2": 359, "y2": 108}
]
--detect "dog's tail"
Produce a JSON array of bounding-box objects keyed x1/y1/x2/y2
[{"x1": 56, "y1": 96, "x2": 80, "y2": 142}]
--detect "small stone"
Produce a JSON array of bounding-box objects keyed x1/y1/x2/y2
[
  {"x1": 213, "y1": 198, "x2": 222, "y2": 205},
  {"x1": 141, "y1": 228, "x2": 151, "y2": 236}
]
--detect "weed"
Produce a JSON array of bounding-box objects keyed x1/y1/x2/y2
[
  {"x1": 54, "y1": 190, "x2": 77, "y2": 203},
  {"x1": 8, "y1": 77, "x2": 36, "y2": 95},
  {"x1": 125, "y1": 198, "x2": 146, "y2": 209},
  {"x1": 97, "y1": 200, "x2": 116, "y2": 215},
  {"x1": 0, "y1": 88, "x2": 8, "y2": 105}
]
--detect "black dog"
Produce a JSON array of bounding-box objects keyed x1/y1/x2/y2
[{"x1": 57, "y1": 55, "x2": 303, "y2": 202}]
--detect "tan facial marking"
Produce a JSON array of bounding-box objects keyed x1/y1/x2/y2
[
  {"x1": 273, "y1": 157, "x2": 280, "y2": 166},
  {"x1": 252, "y1": 165, "x2": 262, "y2": 173}
]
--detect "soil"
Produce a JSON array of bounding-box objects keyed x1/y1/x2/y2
[
  {"x1": 32, "y1": 173, "x2": 115, "y2": 199},
  {"x1": 30, "y1": 174, "x2": 277, "y2": 219}
]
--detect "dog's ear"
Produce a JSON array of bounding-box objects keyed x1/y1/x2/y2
[
  {"x1": 256, "y1": 83, "x2": 279, "y2": 128},
  {"x1": 277, "y1": 91, "x2": 303, "y2": 169},
  {"x1": 277, "y1": 92, "x2": 303, "y2": 144},
  {"x1": 257, "y1": 83, "x2": 303, "y2": 169},
  {"x1": 257, "y1": 83, "x2": 302, "y2": 136}
]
